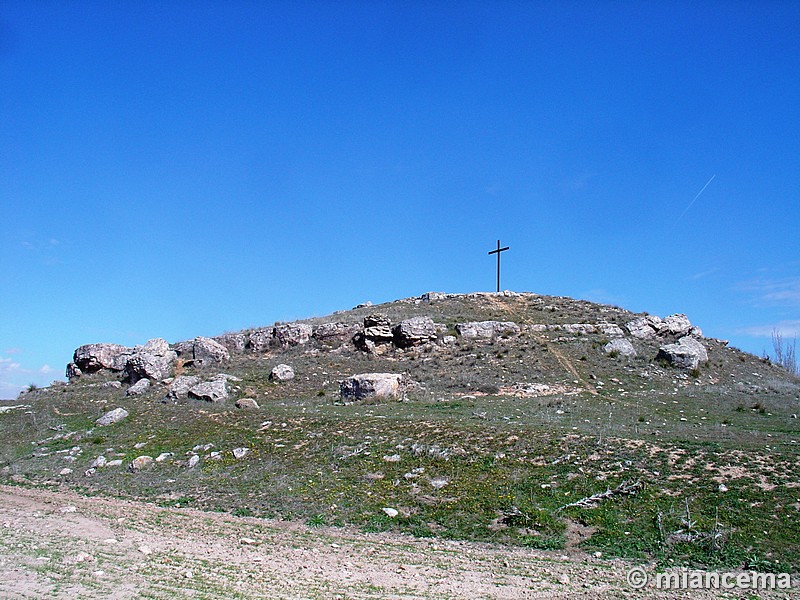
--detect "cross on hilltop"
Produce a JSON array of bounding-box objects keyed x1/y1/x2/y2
[{"x1": 488, "y1": 240, "x2": 509, "y2": 293}]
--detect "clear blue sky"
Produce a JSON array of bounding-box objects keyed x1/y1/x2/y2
[{"x1": 2, "y1": 1, "x2": 799, "y2": 398}]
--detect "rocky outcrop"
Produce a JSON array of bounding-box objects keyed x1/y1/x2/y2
[
  {"x1": 627, "y1": 314, "x2": 702, "y2": 340},
  {"x1": 249, "y1": 329, "x2": 272, "y2": 353},
  {"x1": 393, "y1": 316, "x2": 437, "y2": 348},
  {"x1": 420, "y1": 292, "x2": 447, "y2": 303},
  {"x1": 340, "y1": 373, "x2": 403, "y2": 402},
  {"x1": 125, "y1": 348, "x2": 176, "y2": 383},
  {"x1": 73, "y1": 343, "x2": 132, "y2": 373},
  {"x1": 166, "y1": 375, "x2": 201, "y2": 401},
  {"x1": 363, "y1": 314, "x2": 393, "y2": 341},
  {"x1": 189, "y1": 336, "x2": 230, "y2": 366},
  {"x1": 273, "y1": 323, "x2": 313, "y2": 348},
  {"x1": 213, "y1": 333, "x2": 248, "y2": 353},
  {"x1": 188, "y1": 379, "x2": 229, "y2": 403},
  {"x1": 313, "y1": 323, "x2": 360, "y2": 345},
  {"x1": 456, "y1": 321, "x2": 520, "y2": 339},
  {"x1": 66, "y1": 363, "x2": 82, "y2": 380},
  {"x1": 96, "y1": 407, "x2": 129, "y2": 426},
  {"x1": 604, "y1": 339, "x2": 637, "y2": 358},
  {"x1": 657, "y1": 336, "x2": 709, "y2": 369},
  {"x1": 269, "y1": 364, "x2": 295, "y2": 381}
]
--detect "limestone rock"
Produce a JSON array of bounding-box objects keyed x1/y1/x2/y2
[
  {"x1": 248, "y1": 329, "x2": 272, "y2": 353},
  {"x1": 272, "y1": 322, "x2": 313, "y2": 348},
  {"x1": 420, "y1": 291, "x2": 447, "y2": 303},
  {"x1": 313, "y1": 322, "x2": 360, "y2": 345},
  {"x1": 662, "y1": 314, "x2": 693, "y2": 337},
  {"x1": 126, "y1": 379, "x2": 151, "y2": 396},
  {"x1": 166, "y1": 375, "x2": 201, "y2": 401},
  {"x1": 340, "y1": 373, "x2": 403, "y2": 402},
  {"x1": 269, "y1": 364, "x2": 295, "y2": 381},
  {"x1": 191, "y1": 336, "x2": 230, "y2": 365},
  {"x1": 66, "y1": 363, "x2": 82, "y2": 380},
  {"x1": 235, "y1": 398, "x2": 259, "y2": 409},
  {"x1": 213, "y1": 333, "x2": 248, "y2": 353},
  {"x1": 393, "y1": 316, "x2": 437, "y2": 348},
  {"x1": 561, "y1": 323, "x2": 596, "y2": 334},
  {"x1": 188, "y1": 379, "x2": 229, "y2": 403},
  {"x1": 95, "y1": 407, "x2": 129, "y2": 426},
  {"x1": 657, "y1": 336, "x2": 709, "y2": 369},
  {"x1": 596, "y1": 323, "x2": 625, "y2": 337},
  {"x1": 604, "y1": 339, "x2": 637, "y2": 358},
  {"x1": 232, "y1": 447, "x2": 249, "y2": 459},
  {"x1": 363, "y1": 314, "x2": 393, "y2": 341},
  {"x1": 626, "y1": 317, "x2": 659, "y2": 339},
  {"x1": 187, "y1": 455, "x2": 200, "y2": 469},
  {"x1": 456, "y1": 321, "x2": 520, "y2": 339},
  {"x1": 129, "y1": 456, "x2": 154, "y2": 471},
  {"x1": 124, "y1": 352, "x2": 175, "y2": 383},
  {"x1": 73, "y1": 343, "x2": 132, "y2": 373}
]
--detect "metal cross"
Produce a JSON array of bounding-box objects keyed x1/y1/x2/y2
[{"x1": 488, "y1": 240, "x2": 510, "y2": 293}]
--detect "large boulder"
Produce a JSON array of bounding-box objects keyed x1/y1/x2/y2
[
  {"x1": 662, "y1": 314, "x2": 693, "y2": 336},
  {"x1": 66, "y1": 363, "x2": 82, "y2": 380},
  {"x1": 188, "y1": 379, "x2": 229, "y2": 403},
  {"x1": 125, "y1": 353, "x2": 174, "y2": 383},
  {"x1": 73, "y1": 343, "x2": 132, "y2": 373},
  {"x1": 272, "y1": 322, "x2": 313, "y2": 348},
  {"x1": 456, "y1": 321, "x2": 520, "y2": 339},
  {"x1": 420, "y1": 291, "x2": 447, "y2": 303},
  {"x1": 604, "y1": 339, "x2": 637, "y2": 358},
  {"x1": 393, "y1": 316, "x2": 437, "y2": 348},
  {"x1": 213, "y1": 333, "x2": 248, "y2": 353},
  {"x1": 657, "y1": 336, "x2": 709, "y2": 369},
  {"x1": 269, "y1": 364, "x2": 295, "y2": 381},
  {"x1": 313, "y1": 322, "x2": 360, "y2": 345},
  {"x1": 626, "y1": 316, "x2": 660, "y2": 339},
  {"x1": 191, "y1": 336, "x2": 230, "y2": 366},
  {"x1": 340, "y1": 373, "x2": 403, "y2": 402},
  {"x1": 166, "y1": 375, "x2": 201, "y2": 401},
  {"x1": 362, "y1": 314, "x2": 393, "y2": 341},
  {"x1": 249, "y1": 329, "x2": 272, "y2": 353}
]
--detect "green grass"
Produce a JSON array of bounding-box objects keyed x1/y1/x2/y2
[{"x1": 2, "y1": 291, "x2": 799, "y2": 571}]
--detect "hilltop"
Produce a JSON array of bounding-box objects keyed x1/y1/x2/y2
[{"x1": 1, "y1": 291, "x2": 799, "y2": 594}]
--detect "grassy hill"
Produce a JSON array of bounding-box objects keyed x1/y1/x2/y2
[{"x1": 2, "y1": 291, "x2": 799, "y2": 572}]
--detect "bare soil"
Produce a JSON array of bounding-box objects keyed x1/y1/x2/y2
[{"x1": 1, "y1": 484, "x2": 789, "y2": 599}]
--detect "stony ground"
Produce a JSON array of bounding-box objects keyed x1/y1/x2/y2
[{"x1": 1, "y1": 484, "x2": 793, "y2": 599}]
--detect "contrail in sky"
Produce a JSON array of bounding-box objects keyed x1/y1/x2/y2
[{"x1": 679, "y1": 174, "x2": 716, "y2": 219}]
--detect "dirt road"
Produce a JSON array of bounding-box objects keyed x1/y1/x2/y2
[{"x1": 0, "y1": 484, "x2": 788, "y2": 599}]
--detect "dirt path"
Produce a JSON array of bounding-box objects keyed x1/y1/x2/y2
[{"x1": 0, "y1": 484, "x2": 788, "y2": 599}]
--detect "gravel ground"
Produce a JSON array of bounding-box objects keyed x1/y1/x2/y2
[{"x1": 1, "y1": 484, "x2": 794, "y2": 599}]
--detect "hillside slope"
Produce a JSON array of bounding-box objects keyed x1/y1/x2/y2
[{"x1": 3, "y1": 291, "x2": 799, "y2": 575}]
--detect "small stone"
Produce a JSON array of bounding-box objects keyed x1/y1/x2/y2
[
  {"x1": 129, "y1": 456, "x2": 154, "y2": 471},
  {"x1": 83, "y1": 468, "x2": 96, "y2": 477},
  {"x1": 382, "y1": 507, "x2": 399, "y2": 518},
  {"x1": 269, "y1": 364, "x2": 295, "y2": 382},
  {"x1": 235, "y1": 398, "x2": 259, "y2": 409},
  {"x1": 91, "y1": 455, "x2": 107, "y2": 468},
  {"x1": 60, "y1": 506, "x2": 77, "y2": 513},
  {"x1": 558, "y1": 573, "x2": 571, "y2": 585},
  {"x1": 134, "y1": 442, "x2": 147, "y2": 449},
  {"x1": 155, "y1": 452, "x2": 173, "y2": 462},
  {"x1": 240, "y1": 538, "x2": 259, "y2": 546},
  {"x1": 75, "y1": 552, "x2": 93, "y2": 563},
  {"x1": 187, "y1": 455, "x2": 200, "y2": 469},
  {"x1": 106, "y1": 459, "x2": 123, "y2": 467},
  {"x1": 95, "y1": 407, "x2": 129, "y2": 427},
  {"x1": 232, "y1": 447, "x2": 249, "y2": 459},
  {"x1": 59, "y1": 468, "x2": 73, "y2": 476},
  {"x1": 718, "y1": 484, "x2": 728, "y2": 492},
  {"x1": 138, "y1": 545, "x2": 152, "y2": 555},
  {"x1": 383, "y1": 454, "x2": 401, "y2": 462},
  {"x1": 183, "y1": 569, "x2": 194, "y2": 579}
]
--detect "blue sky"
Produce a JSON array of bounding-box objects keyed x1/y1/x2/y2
[{"x1": 1, "y1": 1, "x2": 799, "y2": 398}]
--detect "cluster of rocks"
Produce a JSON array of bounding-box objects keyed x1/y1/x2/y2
[{"x1": 353, "y1": 314, "x2": 439, "y2": 353}]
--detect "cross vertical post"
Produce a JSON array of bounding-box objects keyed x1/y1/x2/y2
[{"x1": 487, "y1": 239, "x2": 510, "y2": 293}]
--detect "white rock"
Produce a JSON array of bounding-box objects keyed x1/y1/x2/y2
[
  {"x1": 232, "y1": 447, "x2": 249, "y2": 459},
  {"x1": 96, "y1": 407, "x2": 129, "y2": 427},
  {"x1": 382, "y1": 507, "x2": 399, "y2": 518}
]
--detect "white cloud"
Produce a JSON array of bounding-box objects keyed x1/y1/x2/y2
[
  {"x1": 737, "y1": 276, "x2": 800, "y2": 307},
  {"x1": 39, "y1": 364, "x2": 55, "y2": 375},
  {"x1": 739, "y1": 320, "x2": 800, "y2": 338}
]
